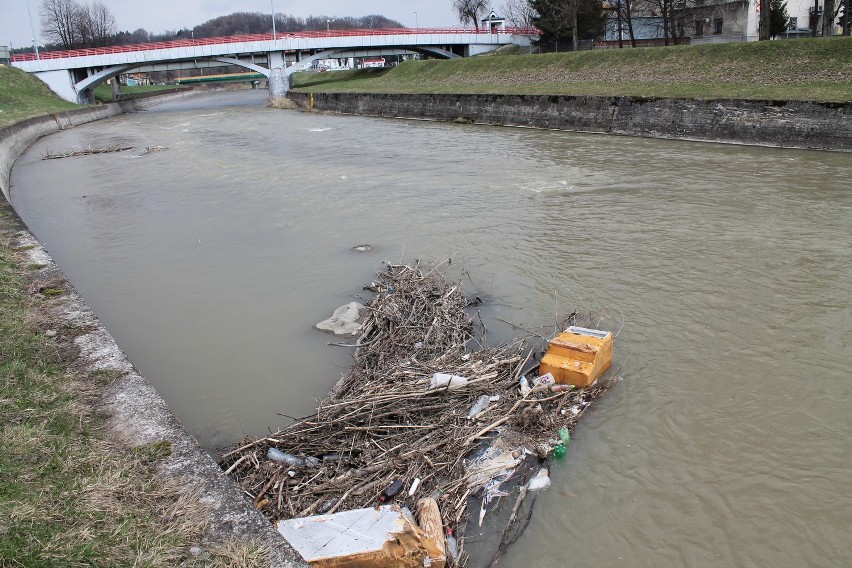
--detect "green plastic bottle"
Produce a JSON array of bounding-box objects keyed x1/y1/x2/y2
[
  {"x1": 552, "y1": 443, "x2": 567, "y2": 459},
  {"x1": 559, "y1": 427, "x2": 571, "y2": 445}
]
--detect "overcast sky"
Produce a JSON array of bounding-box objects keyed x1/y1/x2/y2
[{"x1": 2, "y1": 0, "x2": 465, "y2": 50}]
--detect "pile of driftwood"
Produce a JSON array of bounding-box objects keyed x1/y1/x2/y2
[
  {"x1": 42, "y1": 145, "x2": 134, "y2": 159},
  {"x1": 220, "y1": 262, "x2": 611, "y2": 564},
  {"x1": 42, "y1": 145, "x2": 167, "y2": 160}
]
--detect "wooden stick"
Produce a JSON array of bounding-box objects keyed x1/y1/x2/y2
[{"x1": 223, "y1": 454, "x2": 249, "y2": 475}]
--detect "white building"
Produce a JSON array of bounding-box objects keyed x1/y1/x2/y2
[{"x1": 678, "y1": 0, "x2": 839, "y2": 44}]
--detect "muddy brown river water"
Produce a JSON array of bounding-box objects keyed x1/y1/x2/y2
[{"x1": 10, "y1": 90, "x2": 851, "y2": 567}]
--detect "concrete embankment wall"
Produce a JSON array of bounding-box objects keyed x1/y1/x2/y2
[
  {"x1": 0, "y1": 105, "x2": 122, "y2": 201},
  {"x1": 289, "y1": 92, "x2": 852, "y2": 151},
  {"x1": 0, "y1": 91, "x2": 198, "y2": 201},
  {"x1": 1, "y1": 93, "x2": 307, "y2": 567}
]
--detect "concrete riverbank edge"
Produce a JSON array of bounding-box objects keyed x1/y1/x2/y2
[
  {"x1": 0, "y1": 94, "x2": 308, "y2": 566},
  {"x1": 287, "y1": 92, "x2": 852, "y2": 152},
  {"x1": 0, "y1": 90, "x2": 197, "y2": 201}
]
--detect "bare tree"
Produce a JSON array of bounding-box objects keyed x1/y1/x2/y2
[
  {"x1": 608, "y1": 0, "x2": 637, "y2": 47},
  {"x1": 758, "y1": 0, "x2": 771, "y2": 39},
  {"x1": 40, "y1": 0, "x2": 80, "y2": 49},
  {"x1": 453, "y1": 0, "x2": 490, "y2": 29},
  {"x1": 823, "y1": 0, "x2": 843, "y2": 35},
  {"x1": 81, "y1": 1, "x2": 116, "y2": 46},
  {"x1": 501, "y1": 0, "x2": 538, "y2": 27},
  {"x1": 40, "y1": 0, "x2": 115, "y2": 48}
]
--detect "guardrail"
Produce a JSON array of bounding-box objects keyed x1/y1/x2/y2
[{"x1": 11, "y1": 28, "x2": 540, "y2": 62}]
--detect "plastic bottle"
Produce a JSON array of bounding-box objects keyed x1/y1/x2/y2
[
  {"x1": 552, "y1": 443, "x2": 567, "y2": 459},
  {"x1": 559, "y1": 427, "x2": 571, "y2": 445},
  {"x1": 527, "y1": 468, "x2": 551, "y2": 491},
  {"x1": 467, "y1": 394, "x2": 491, "y2": 419},
  {"x1": 379, "y1": 479, "x2": 404, "y2": 503},
  {"x1": 430, "y1": 373, "x2": 468, "y2": 390},
  {"x1": 446, "y1": 529, "x2": 458, "y2": 560},
  {"x1": 267, "y1": 448, "x2": 305, "y2": 466},
  {"x1": 533, "y1": 372, "x2": 556, "y2": 386},
  {"x1": 519, "y1": 376, "x2": 531, "y2": 397}
]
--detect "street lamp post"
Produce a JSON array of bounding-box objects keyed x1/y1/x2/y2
[
  {"x1": 271, "y1": 0, "x2": 276, "y2": 39},
  {"x1": 25, "y1": 0, "x2": 39, "y2": 60},
  {"x1": 414, "y1": 11, "x2": 419, "y2": 29},
  {"x1": 326, "y1": 19, "x2": 330, "y2": 32}
]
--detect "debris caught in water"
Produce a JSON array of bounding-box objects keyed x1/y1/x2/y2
[
  {"x1": 42, "y1": 145, "x2": 134, "y2": 159},
  {"x1": 220, "y1": 262, "x2": 615, "y2": 565}
]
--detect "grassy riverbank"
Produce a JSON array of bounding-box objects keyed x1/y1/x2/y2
[
  {"x1": 0, "y1": 66, "x2": 78, "y2": 128},
  {"x1": 0, "y1": 205, "x2": 272, "y2": 566},
  {"x1": 292, "y1": 36, "x2": 852, "y2": 102}
]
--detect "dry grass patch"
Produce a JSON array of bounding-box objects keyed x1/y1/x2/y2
[{"x1": 0, "y1": 207, "x2": 268, "y2": 567}]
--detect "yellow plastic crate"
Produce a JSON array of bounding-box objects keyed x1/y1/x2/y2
[{"x1": 538, "y1": 327, "x2": 613, "y2": 387}]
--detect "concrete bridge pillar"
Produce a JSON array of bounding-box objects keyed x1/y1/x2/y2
[{"x1": 267, "y1": 51, "x2": 288, "y2": 105}]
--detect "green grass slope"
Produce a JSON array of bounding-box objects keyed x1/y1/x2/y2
[
  {"x1": 292, "y1": 36, "x2": 852, "y2": 102},
  {"x1": 0, "y1": 65, "x2": 78, "y2": 128}
]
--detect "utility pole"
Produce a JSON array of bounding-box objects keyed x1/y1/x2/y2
[{"x1": 25, "y1": 0, "x2": 39, "y2": 59}]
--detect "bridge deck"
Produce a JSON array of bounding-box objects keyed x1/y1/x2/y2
[{"x1": 11, "y1": 28, "x2": 537, "y2": 62}]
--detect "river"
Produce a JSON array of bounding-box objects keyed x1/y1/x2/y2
[{"x1": 10, "y1": 90, "x2": 851, "y2": 567}]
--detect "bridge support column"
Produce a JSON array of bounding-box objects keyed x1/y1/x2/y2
[
  {"x1": 111, "y1": 78, "x2": 121, "y2": 101},
  {"x1": 269, "y1": 67, "x2": 288, "y2": 102},
  {"x1": 31, "y1": 70, "x2": 80, "y2": 103},
  {"x1": 78, "y1": 88, "x2": 94, "y2": 105},
  {"x1": 267, "y1": 51, "x2": 289, "y2": 105}
]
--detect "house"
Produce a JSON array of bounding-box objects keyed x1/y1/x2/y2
[
  {"x1": 782, "y1": 0, "x2": 839, "y2": 37},
  {"x1": 119, "y1": 72, "x2": 152, "y2": 86},
  {"x1": 676, "y1": 0, "x2": 839, "y2": 44},
  {"x1": 604, "y1": 0, "x2": 841, "y2": 47},
  {"x1": 481, "y1": 11, "x2": 506, "y2": 33},
  {"x1": 675, "y1": 0, "x2": 758, "y2": 44}
]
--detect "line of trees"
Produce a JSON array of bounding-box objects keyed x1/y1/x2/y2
[
  {"x1": 453, "y1": 0, "x2": 605, "y2": 49},
  {"x1": 452, "y1": 0, "x2": 849, "y2": 51},
  {"x1": 190, "y1": 12, "x2": 404, "y2": 38},
  {"x1": 30, "y1": 3, "x2": 404, "y2": 54}
]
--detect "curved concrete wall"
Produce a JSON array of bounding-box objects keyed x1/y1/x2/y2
[
  {"x1": 288, "y1": 92, "x2": 852, "y2": 152},
  {"x1": 0, "y1": 91, "x2": 200, "y2": 202},
  {"x1": 0, "y1": 105, "x2": 122, "y2": 201}
]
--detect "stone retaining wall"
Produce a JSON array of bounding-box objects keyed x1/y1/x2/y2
[{"x1": 289, "y1": 92, "x2": 852, "y2": 151}]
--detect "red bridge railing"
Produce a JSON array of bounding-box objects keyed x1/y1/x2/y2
[{"x1": 11, "y1": 28, "x2": 539, "y2": 62}]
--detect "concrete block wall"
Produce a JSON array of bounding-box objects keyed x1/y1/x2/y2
[{"x1": 289, "y1": 92, "x2": 852, "y2": 152}]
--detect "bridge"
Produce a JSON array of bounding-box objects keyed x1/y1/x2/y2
[{"x1": 11, "y1": 28, "x2": 537, "y2": 104}]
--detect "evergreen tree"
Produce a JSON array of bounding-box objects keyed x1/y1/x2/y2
[
  {"x1": 769, "y1": 0, "x2": 789, "y2": 38},
  {"x1": 530, "y1": 0, "x2": 606, "y2": 49}
]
